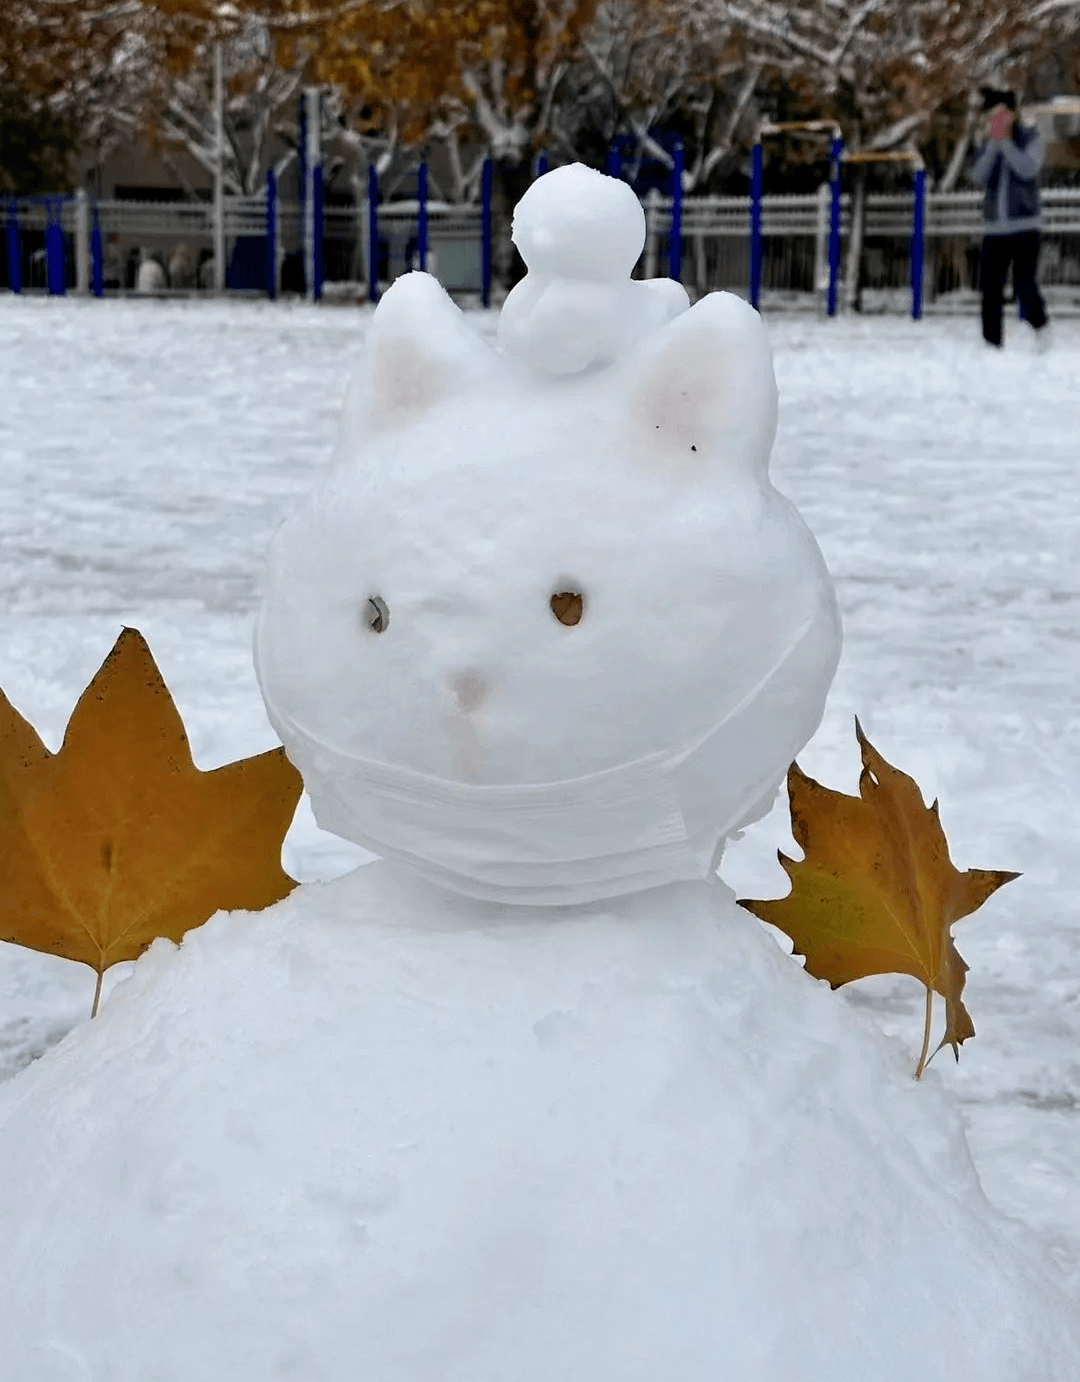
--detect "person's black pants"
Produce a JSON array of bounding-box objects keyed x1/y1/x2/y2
[{"x1": 980, "y1": 231, "x2": 1048, "y2": 346}]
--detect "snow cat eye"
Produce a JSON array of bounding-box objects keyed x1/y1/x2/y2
[
  {"x1": 366, "y1": 596, "x2": 390, "y2": 633},
  {"x1": 550, "y1": 591, "x2": 584, "y2": 627}
]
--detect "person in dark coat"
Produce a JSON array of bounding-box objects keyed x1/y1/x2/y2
[{"x1": 973, "y1": 88, "x2": 1050, "y2": 348}]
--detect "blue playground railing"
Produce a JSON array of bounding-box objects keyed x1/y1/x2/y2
[
  {"x1": 4, "y1": 193, "x2": 73, "y2": 295},
  {"x1": 480, "y1": 157, "x2": 493, "y2": 308},
  {"x1": 417, "y1": 160, "x2": 429, "y2": 273},
  {"x1": 5, "y1": 197, "x2": 21, "y2": 294},
  {"x1": 7, "y1": 159, "x2": 1065, "y2": 316},
  {"x1": 265, "y1": 169, "x2": 277, "y2": 301}
]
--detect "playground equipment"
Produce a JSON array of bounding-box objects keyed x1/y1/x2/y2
[
  {"x1": 751, "y1": 123, "x2": 928, "y2": 320},
  {"x1": 481, "y1": 158, "x2": 493, "y2": 308},
  {"x1": 6, "y1": 106, "x2": 1076, "y2": 307},
  {"x1": 89, "y1": 200, "x2": 103, "y2": 297},
  {"x1": 751, "y1": 121, "x2": 843, "y2": 315},
  {"x1": 669, "y1": 141, "x2": 685, "y2": 283},
  {"x1": 598, "y1": 136, "x2": 685, "y2": 284},
  {"x1": 417, "y1": 161, "x2": 429, "y2": 273},
  {"x1": 265, "y1": 170, "x2": 277, "y2": 302},
  {"x1": 1024, "y1": 98, "x2": 1080, "y2": 119},
  {"x1": 367, "y1": 158, "x2": 495, "y2": 306},
  {"x1": 841, "y1": 148, "x2": 926, "y2": 320},
  {"x1": 4, "y1": 194, "x2": 71, "y2": 295},
  {"x1": 5, "y1": 198, "x2": 21, "y2": 293}
]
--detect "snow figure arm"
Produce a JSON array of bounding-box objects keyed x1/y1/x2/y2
[{"x1": 999, "y1": 131, "x2": 1043, "y2": 181}]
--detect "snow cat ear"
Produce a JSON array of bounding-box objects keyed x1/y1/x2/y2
[
  {"x1": 625, "y1": 291, "x2": 778, "y2": 478},
  {"x1": 339, "y1": 272, "x2": 492, "y2": 440}
]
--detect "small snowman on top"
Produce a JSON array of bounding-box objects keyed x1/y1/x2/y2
[
  {"x1": 255, "y1": 163, "x2": 841, "y2": 906},
  {"x1": 498, "y1": 163, "x2": 690, "y2": 375}
]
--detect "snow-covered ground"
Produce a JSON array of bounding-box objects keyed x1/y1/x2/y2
[{"x1": 1, "y1": 294, "x2": 1078, "y2": 1294}]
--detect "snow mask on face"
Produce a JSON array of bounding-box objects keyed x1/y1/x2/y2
[
  {"x1": 259, "y1": 611, "x2": 829, "y2": 905},
  {"x1": 255, "y1": 167, "x2": 841, "y2": 905}
]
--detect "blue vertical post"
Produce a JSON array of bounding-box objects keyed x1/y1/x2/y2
[
  {"x1": 749, "y1": 140, "x2": 764, "y2": 310},
  {"x1": 367, "y1": 163, "x2": 380, "y2": 303},
  {"x1": 90, "y1": 203, "x2": 103, "y2": 297},
  {"x1": 481, "y1": 156, "x2": 493, "y2": 308},
  {"x1": 417, "y1": 160, "x2": 428, "y2": 272},
  {"x1": 262, "y1": 167, "x2": 276, "y2": 299},
  {"x1": 827, "y1": 136, "x2": 843, "y2": 317},
  {"x1": 312, "y1": 164, "x2": 324, "y2": 301},
  {"x1": 911, "y1": 165, "x2": 925, "y2": 321},
  {"x1": 535, "y1": 151, "x2": 549, "y2": 179},
  {"x1": 607, "y1": 141, "x2": 620, "y2": 179},
  {"x1": 46, "y1": 199, "x2": 66, "y2": 295},
  {"x1": 5, "y1": 198, "x2": 20, "y2": 293},
  {"x1": 668, "y1": 141, "x2": 684, "y2": 282}
]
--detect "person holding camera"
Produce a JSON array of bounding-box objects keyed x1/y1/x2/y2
[{"x1": 973, "y1": 88, "x2": 1050, "y2": 349}]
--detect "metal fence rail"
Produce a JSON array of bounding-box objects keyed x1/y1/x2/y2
[{"x1": 4, "y1": 187, "x2": 1080, "y2": 309}]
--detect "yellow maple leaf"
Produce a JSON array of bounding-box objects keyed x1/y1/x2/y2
[
  {"x1": 0, "y1": 628, "x2": 302, "y2": 1016},
  {"x1": 740, "y1": 721, "x2": 1018, "y2": 1077}
]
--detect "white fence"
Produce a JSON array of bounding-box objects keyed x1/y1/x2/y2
[{"x1": 5, "y1": 187, "x2": 1080, "y2": 309}]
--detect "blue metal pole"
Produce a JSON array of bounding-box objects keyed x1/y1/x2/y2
[
  {"x1": 417, "y1": 160, "x2": 428, "y2": 272},
  {"x1": 265, "y1": 168, "x2": 277, "y2": 300},
  {"x1": 607, "y1": 141, "x2": 620, "y2": 179},
  {"x1": 5, "y1": 198, "x2": 20, "y2": 294},
  {"x1": 90, "y1": 203, "x2": 103, "y2": 297},
  {"x1": 827, "y1": 136, "x2": 843, "y2": 318},
  {"x1": 481, "y1": 156, "x2": 493, "y2": 308},
  {"x1": 367, "y1": 163, "x2": 380, "y2": 303},
  {"x1": 312, "y1": 164, "x2": 324, "y2": 301},
  {"x1": 535, "y1": 151, "x2": 549, "y2": 179},
  {"x1": 46, "y1": 198, "x2": 66, "y2": 295},
  {"x1": 911, "y1": 166, "x2": 926, "y2": 321},
  {"x1": 749, "y1": 140, "x2": 764, "y2": 310},
  {"x1": 297, "y1": 94, "x2": 307, "y2": 295},
  {"x1": 668, "y1": 141, "x2": 684, "y2": 282}
]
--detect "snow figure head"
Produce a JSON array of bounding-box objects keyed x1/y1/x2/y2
[{"x1": 255, "y1": 168, "x2": 841, "y2": 905}]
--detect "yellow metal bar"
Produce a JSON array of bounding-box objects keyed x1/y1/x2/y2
[
  {"x1": 1024, "y1": 99, "x2": 1080, "y2": 117},
  {"x1": 842, "y1": 150, "x2": 922, "y2": 165}
]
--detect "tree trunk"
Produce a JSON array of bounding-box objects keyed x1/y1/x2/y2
[
  {"x1": 492, "y1": 155, "x2": 533, "y2": 292},
  {"x1": 940, "y1": 100, "x2": 981, "y2": 193},
  {"x1": 349, "y1": 162, "x2": 365, "y2": 284},
  {"x1": 842, "y1": 166, "x2": 867, "y2": 313}
]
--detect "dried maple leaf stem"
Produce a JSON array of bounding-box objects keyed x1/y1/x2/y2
[
  {"x1": 914, "y1": 986, "x2": 934, "y2": 1081},
  {"x1": 91, "y1": 969, "x2": 105, "y2": 1021}
]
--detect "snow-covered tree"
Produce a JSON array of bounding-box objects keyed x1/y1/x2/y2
[
  {"x1": 713, "y1": 0, "x2": 1080, "y2": 304},
  {"x1": 1, "y1": 1, "x2": 311, "y2": 197},
  {"x1": 301, "y1": 0, "x2": 612, "y2": 277},
  {"x1": 0, "y1": 78, "x2": 77, "y2": 193},
  {"x1": 105, "y1": 3, "x2": 313, "y2": 197},
  {"x1": 561, "y1": 0, "x2": 764, "y2": 192}
]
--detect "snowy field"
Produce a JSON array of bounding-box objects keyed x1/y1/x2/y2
[{"x1": 1, "y1": 294, "x2": 1078, "y2": 1294}]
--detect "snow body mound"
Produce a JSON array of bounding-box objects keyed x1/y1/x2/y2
[{"x1": 0, "y1": 868, "x2": 1076, "y2": 1382}]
